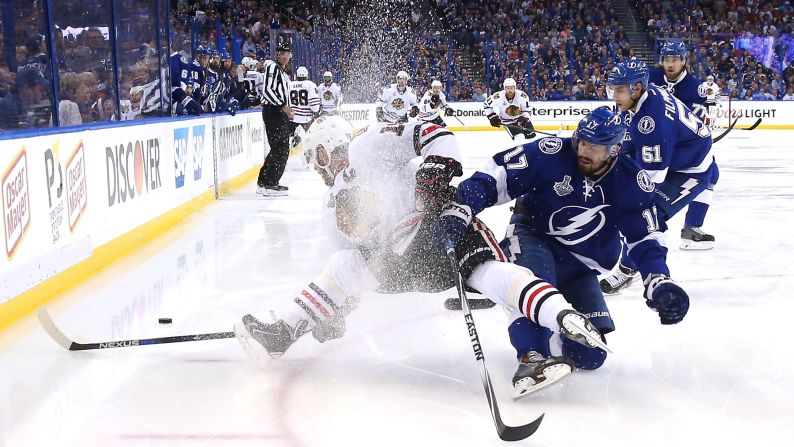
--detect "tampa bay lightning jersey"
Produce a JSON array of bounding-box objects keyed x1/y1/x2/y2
[
  {"x1": 190, "y1": 59, "x2": 205, "y2": 102},
  {"x1": 621, "y1": 85, "x2": 714, "y2": 183},
  {"x1": 649, "y1": 68, "x2": 707, "y2": 118},
  {"x1": 203, "y1": 67, "x2": 226, "y2": 112},
  {"x1": 169, "y1": 53, "x2": 192, "y2": 90},
  {"x1": 457, "y1": 137, "x2": 670, "y2": 278}
]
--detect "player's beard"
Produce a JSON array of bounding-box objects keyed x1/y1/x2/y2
[
  {"x1": 577, "y1": 156, "x2": 608, "y2": 175},
  {"x1": 665, "y1": 66, "x2": 684, "y2": 81}
]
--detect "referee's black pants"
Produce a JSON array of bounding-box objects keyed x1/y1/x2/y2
[{"x1": 258, "y1": 105, "x2": 292, "y2": 187}]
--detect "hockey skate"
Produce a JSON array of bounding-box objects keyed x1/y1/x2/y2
[
  {"x1": 557, "y1": 309, "x2": 612, "y2": 353},
  {"x1": 680, "y1": 226, "x2": 715, "y2": 250},
  {"x1": 512, "y1": 351, "x2": 574, "y2": 399},
  {"x1": 599, "y1": 263, "x2": 639, "y2": 295},
  {"x1": 234, "y1": 314, "x2": 308, "y2": 366},
  {"x1": 256, "y1": 184, "x2": 289, "y2": 197}
]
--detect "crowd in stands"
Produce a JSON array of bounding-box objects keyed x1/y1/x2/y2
[
  {"x1": 2, "y1": 0, "x2": 794, "y2": 132},
  {"x1": 637, "y1": 0, "x2": 794, "y2": 99}
]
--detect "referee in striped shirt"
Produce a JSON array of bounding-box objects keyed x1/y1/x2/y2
[{"x1": 257, "y1": 42, "x2": 294, "y2": 196}]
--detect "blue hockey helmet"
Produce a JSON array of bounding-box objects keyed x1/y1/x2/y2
[
  {"x1": 196, "y1": 45, "x2": 208, "y2": 56},
  {"x1": 220, "y1": 50, "x2": 231, "y2": 61},
  {"x1": 607, "y1": 59, "x2": 649, "y2": 95},
  {"x1": 210, "y1": 50, "x2": 220, "y2": 59},
  {"x1": 660, "y1": 40, "x2": 688, "y2": 60},
  {"x1": 573, "y1": 106, "x2": 626, "y2": 157}
]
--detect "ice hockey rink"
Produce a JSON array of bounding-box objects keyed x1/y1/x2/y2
[{"x1": 1, "y1": 129, "x2": 793, "y2": 447}]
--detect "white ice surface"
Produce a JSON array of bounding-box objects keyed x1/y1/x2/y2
[{"x1": 1, "y1": 130, "x2": 793, "y2": 447}]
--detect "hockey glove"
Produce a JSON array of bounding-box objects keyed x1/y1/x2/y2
[
  {"x1": 515, "y1": 116, "x2": 534, "y2": 131},
  {"x1": 415, "y1": 155, "x2": 463, "y2": 213},
  {"x1": 488, "y1": 113, "x2": 501, "y2": 127},
  {"x1": 438, "y1": 202, "x2": 473, "y2": 252},
  {"x1": 178, "y1": 97, "x2": 203, "y2": 116},
  {"x1": 444, "y1": 107, "x2": 455, "y2": 116},
  {"x1": 644, "y1": 274, "x2": 690, "y2": 325},
  {"x1": 409, "y1": 105, "x2": 420, "y2": 117}
]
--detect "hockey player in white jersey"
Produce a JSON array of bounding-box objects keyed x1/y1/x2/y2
[
  {"x1": 418, "y1": 79, "x2": 455, "y2": 126},
  {"x1": 317, "y1": 71, "x2": 343, "y2": 115},
  {"x1": 289, "y1": 66, "x2": 321, "y2": 129},
  {"x1": 484, "y1": 77, "x2": 534, "y2": 138},
  {"x1": 239, "y1": 56, "x2": 264, "y2": 108},
  {"x1": 697, "y1": 75, "x2": 722, "y2": 129},
  {"x1": 376, "y1": 70, "x2": 419, "y2": 123},
  {"x1": 234, "y1": 116, "x2": 609, "y2": 397}
]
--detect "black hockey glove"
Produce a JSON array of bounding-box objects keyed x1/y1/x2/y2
[
  {"x1": 444, "y1": 107, "x2": 455, "y2": 116},
  {"x1": 644, "y1": 274, "x2": 690, "y2": 325},
  {"x1": 415, "y1": 155, "x2": 463, "y2": 213},
  {"x1": 515, "y1": 116, "x2": 533, "y2": 131},
  {"x1": 488, "y1": 113, "x2": 501, "y2": 127},
  {"x1": 409, "y1": 105, "x2": 420, "y2": 117},
  {"x1": 376, "y1": 107, "x2": 385, "y2": 122}
]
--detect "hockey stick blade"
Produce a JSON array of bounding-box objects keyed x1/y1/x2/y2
[
  {"x1": 444, "y1": 297, "x2": 497, "y2": 311},
  {"x1": 444, "y1": 241, "x2": 544, "y2": 441},
  {"x1": 37, "y1": 307, "x2": 235, "y2": 351}
]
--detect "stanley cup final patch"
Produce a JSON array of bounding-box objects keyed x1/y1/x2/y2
[{"x1": 554, "y1": 175, "x2": 574, "y2": 196}]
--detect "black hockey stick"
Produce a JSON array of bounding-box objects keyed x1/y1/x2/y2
[
  {"x1": 37, "y1": 307, "x2": 234, "y2": 351},
  {"x1": 504, "y1": 124, "x2": 561, "y2": 139},
  {"x1": 742, "y1": 118, "x2": 762, "y2": 131},
  {"x1": 712, "y1": 116, "x2": 739, "y2": 143},
  {"x1": 443, "y1": 241, "x2": 544, "y2": 441}
]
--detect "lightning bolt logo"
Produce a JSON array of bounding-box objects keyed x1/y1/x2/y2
[
  {"x1": 548, "y1": 205, "x2": 610, "y2": 245},
  {"x1": 671, "y1": 178, "x2": 700, "y2": 205}
]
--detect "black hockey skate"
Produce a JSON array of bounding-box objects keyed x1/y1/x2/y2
[
  {"x1": 234, "y1": 314, "x2": 308, "y2": 365},
  {"x1": 680, "y1": 226, "x2": 715, "y2": 250},
  {"x1": 512, "y1": 351, "x2": 575, "y2": 399},
  {"x1": 599, "y1": 263, "x2": 639, "y2": 295},
  {"x1": 557, "y1": 309, "x2": 611, "y2": 353}
]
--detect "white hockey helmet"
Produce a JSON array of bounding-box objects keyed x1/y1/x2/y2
[
  {"x1": 706, "y1": 75, "x2": 714, "y2": 82},
  {"x1": 304, "y1": 115, "x2": 354, "y2": 186},
  {"x1": 503, "y1": 77, "x2": 517, "y2": 88},
  {"x1": 241, "y1": 57, "x2": 257, "y2": 70},
  {"x1": 296, "y1": 66, "x2": 309, "y2": 79},
  {"x1": 396, "y1": 70, "x2": 410, "y2": 80},
  {"x1": 323, "y1": 70, "x2": 333, "y2": 79},
  {"x1": 431, "y1": 80, "x2": 442, "y2": 88}
]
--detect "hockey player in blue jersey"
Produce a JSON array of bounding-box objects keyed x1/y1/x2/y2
[
  {"x1": 440, "y1": 107, "x2": 690, "y2": 396},
  {"x1": 191, "y1": 46, "x2": 208, "y2": 104},
  {"x1": 169, "y1": 51, "x2": 192, "y2": 105},
  {"x1": 220, "y1": 51, "x2": 240, "y2": 115},
  {"x1": 202, "y1": 51, "x2": 223, "y2": 113},
  {"x1": 649, "y1": 41, "x2": 708, "y2": 119},
  {"x1": 599, "y1": 59, "x2": 719, "y2": 295},
  {"x1": 174, "y1": 72, "x2": 202, "y2": 116}
]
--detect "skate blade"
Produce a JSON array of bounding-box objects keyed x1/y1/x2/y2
[
  {"x1": 679, "y1": 240, "x2": 714, "y2": 250},
  {"x1": 563, "y1": 317, "x2": 614, "y2": 354},
  {"x1": 234, "y1": 322, "x2": 281, "y2": 369},
  {"x1": 513, "y1": 363, "x2": 573, "y2": 399}
]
